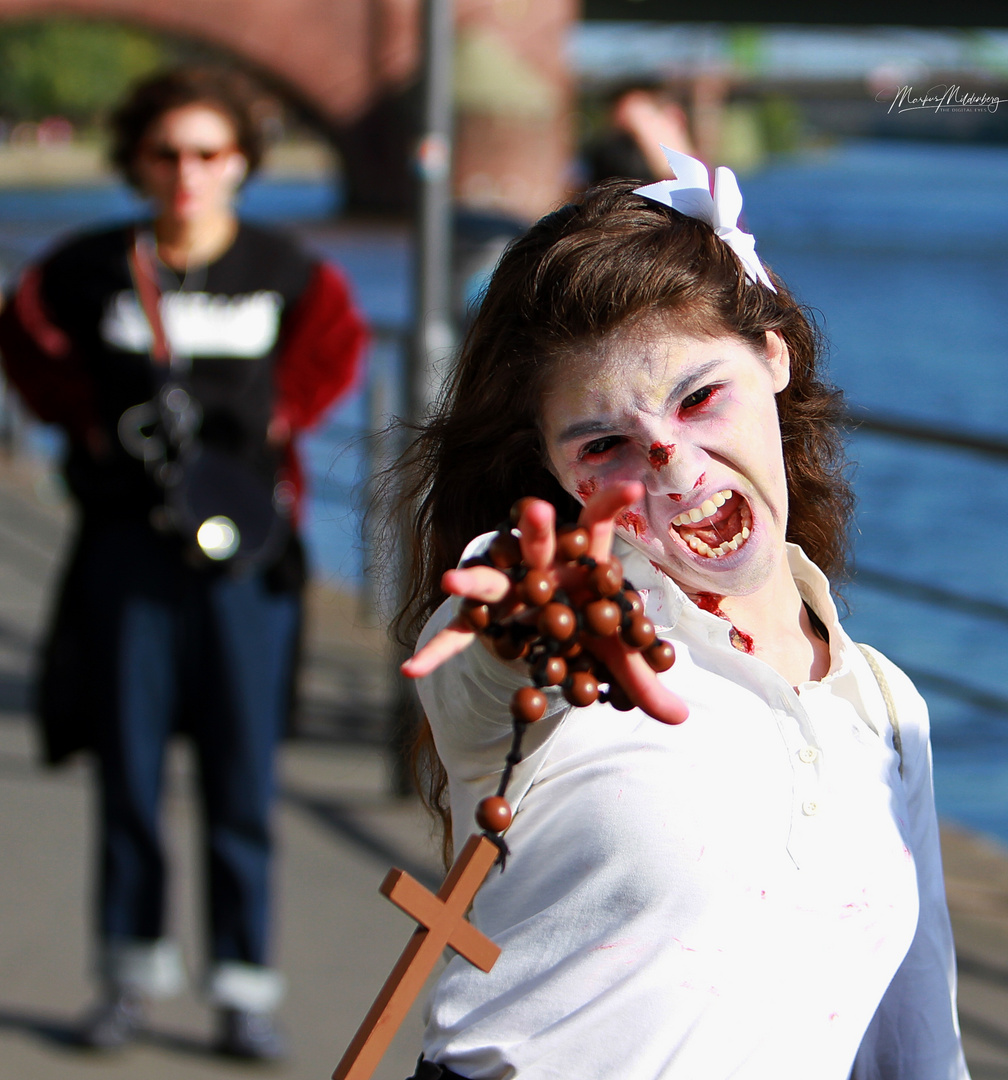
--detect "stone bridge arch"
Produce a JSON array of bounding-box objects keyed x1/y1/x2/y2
[{"x1": 0, "y1": 0, "x2": 574, "y2": 219}]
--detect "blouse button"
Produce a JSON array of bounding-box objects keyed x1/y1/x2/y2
[
  {"x1": 798, "y1": 746, "x2": 818, "y2": 764},
  {"x1": 802, "y1": 800, "x2": 820, "y2": 817}
]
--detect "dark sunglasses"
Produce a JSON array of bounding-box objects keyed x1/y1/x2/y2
[{"x1": 140, "y1": 143, "x2": 237, "y2": 167}]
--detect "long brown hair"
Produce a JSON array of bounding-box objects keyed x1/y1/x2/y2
[{"x1": 388, "y1": 178, "x2": 854, "y2": 858}]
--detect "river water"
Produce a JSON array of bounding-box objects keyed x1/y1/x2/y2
[{"x1": 0, "y1": 139, "x2": 1005, "y2": 843}]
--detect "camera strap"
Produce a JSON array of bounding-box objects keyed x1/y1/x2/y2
[
  {"x1": 119, "y1": 229, "x2": 202, "y2": 468},
  {"x1": 127, "y1": 228, "x2": 173, "y2": 369}
]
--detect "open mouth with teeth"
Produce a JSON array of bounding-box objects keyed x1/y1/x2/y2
[{"x1": 669, "y1": 489, "x2": 753, "y2": 559}]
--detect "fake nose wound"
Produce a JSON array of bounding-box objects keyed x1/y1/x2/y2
[{"x1": 648, "y1": 442, "x2": 675, "y2": 470}]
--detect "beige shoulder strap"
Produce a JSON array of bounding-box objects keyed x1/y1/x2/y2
[{"x1": 855, "y1": 642, "x2": 903, "y2": 778}]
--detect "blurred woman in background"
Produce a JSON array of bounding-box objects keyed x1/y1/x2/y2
[{"x1": 0, "y1": 66, "x2": 367, "y2": 1059}]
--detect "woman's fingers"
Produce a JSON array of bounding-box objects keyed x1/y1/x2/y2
[
  {"x1": 403, "y1": 488, "x2": 682, "y2": 716},
  {"x1": 588, "y1": 636, "x2": 689, "y2": 725},
  {"x1": 575, "y1": 486, "x2": 688, "y2": 723},
  {"x1": 402, "y1": 622, "x2": 477, "y2": 678},
  {"x1": 619, "y1": 650, "x2": 689, "y2": 725},
  {"x1": 579, "y1": 481, "x2": 645, "y2": 561},
  {"x1": 406, "y1": 617, "x2": 690, "y2": 723},
  {"x1": 403, "y1": 564, "x2": 515, "y2": 679},
  {"x1": 440, "y1": 565, "x2": 512, "y2": 605},
  {"x1": 514, "y1": 497, "x2": 556, "y2": 569}
]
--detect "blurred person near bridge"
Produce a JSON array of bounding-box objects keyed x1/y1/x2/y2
[
  {"x1": 0, "y1": 66, "x2": 367, "y2": 1060},
  {"x1": 584, "y1": 84, "x2": 698, "y2": 186}
]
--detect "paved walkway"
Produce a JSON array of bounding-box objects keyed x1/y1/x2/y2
[
  {"x1": 0, "y1": 457, "x2": 441, "y2": 1080},
  {"x1": 0, "y1": 457, "x2": 1007, "y2": 1079}
]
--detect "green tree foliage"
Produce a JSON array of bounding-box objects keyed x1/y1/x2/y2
[{"x1": 0, "y1": 19, "x2": 169, "y2": 123}]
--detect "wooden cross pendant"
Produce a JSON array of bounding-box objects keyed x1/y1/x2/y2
[{"x1": 332, "y1": 833, "x2": 502, "y2": 1080}]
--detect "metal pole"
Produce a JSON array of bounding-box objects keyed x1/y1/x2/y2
[
  {"x1": 389, "y1": 0, "x2": 456, "y2": 795},
  {"x1": 409, "y1": 0, "x2": 455, "y2": 420}
]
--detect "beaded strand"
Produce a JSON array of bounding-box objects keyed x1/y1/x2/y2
[{"x1": 459, "y1": 500, "x2": 677, "y2": 863}]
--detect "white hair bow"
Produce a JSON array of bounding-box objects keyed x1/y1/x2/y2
[{"x1": 634, "y1": 145, "x2": 776, "y2": 293}]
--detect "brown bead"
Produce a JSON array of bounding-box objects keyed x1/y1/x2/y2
[
  {"x1": 510, "y1": 497, "x2": 537, "y2": 526},
  {"x1": 589, "y1": 558, "x2": 623, "y2": 598},
  {"x1": 583, "y1": 599, "x2": 621, "y2": 636},
  {"x1": 537, "y1": 602, "x2": 576, "y2": 643},
  {"x1": 605, "y1": 681, "x2": 635, "y2": 711},
  {"x1": 488, "y1": 530, "x2": 522, "y2": 569},
  {"x1": 621, "y1": 589, "x2": 644, "y2": 616},
  {"x1": 564, "y1": 670, "x2": 599, "y2": 707},
  {"x1": 476, "y1": 795, "x2": 513, "y2": 833},
  {"x1": 517, "y1": 569, "x2": 554, "y2": 607},
  {"x1": 556, "y1": 525, "x2": 590, "y2": 562},
  {"x1": 510, "y1": 686, "x2": 548, "y2": 723},
  {"x1": 644, "y1": 639, "x2": 676, "y2": 673},
  {"x1": 534, "y1": 655, "x2": 567, "y2": 686},
  {"x1": 623, "y1": 613, "x2": 657, "y2": 649},
  {"x1": 494, "y1": 633, "x2": 529, "y2": 662},
  {"x1": 459, "y1": 599, "x2": 492, "y2": 632}
]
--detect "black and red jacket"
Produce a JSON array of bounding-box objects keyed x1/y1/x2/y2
[{"x1": 0, "y1": 221, "x2": 368, "y2": 525}]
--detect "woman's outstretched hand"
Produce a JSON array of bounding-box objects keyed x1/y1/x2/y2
[{"x1": 402, "y1": 481, "x2": 688, "y2": 726}]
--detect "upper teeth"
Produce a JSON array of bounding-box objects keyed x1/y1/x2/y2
[
  {"x1": 671, "y1": 489, "x2": 751, "y2": 559},
  {"x1": 672, "y1": 490, "x2": 732, "y2": 528}
]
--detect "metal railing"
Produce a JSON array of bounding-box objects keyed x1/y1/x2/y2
[
  {"x1": 2, "y1": 351, "x2": 1005, "y2": 732},
  {"x1": 843, "y1": 407, "x2": 1008, "y2": 722}
]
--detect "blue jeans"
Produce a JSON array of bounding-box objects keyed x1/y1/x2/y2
[{"x1": 77, "y1": 520, "x2": 299, "y2": 971}]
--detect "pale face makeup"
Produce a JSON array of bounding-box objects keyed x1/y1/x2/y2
[
  {"x1": 540, "y1": 322, "x2": 792, "y2": 603},
  {"x1": 134, "y1": 104, "x2": 247, "y2": 227}
]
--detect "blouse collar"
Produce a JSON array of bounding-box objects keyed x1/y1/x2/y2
[{"x1": 615, "y1": 539, "x2": 849, "y2": 679}]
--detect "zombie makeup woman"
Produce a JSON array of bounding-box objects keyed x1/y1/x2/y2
[
  {"x1": 392, "y1": 148, "x2": 970, "y2": 1080},
  {"x1": 0, "y1": 68, "x2": 366, "y2": 1058}
]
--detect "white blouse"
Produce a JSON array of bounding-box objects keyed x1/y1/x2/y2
[{"x1": 414, "y1": 541, "x2": 970, "y2": 1080}]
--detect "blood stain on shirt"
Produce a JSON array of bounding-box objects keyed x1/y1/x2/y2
[{"x1": 648, "y1": 442, "x2": 674, "y2": 469}]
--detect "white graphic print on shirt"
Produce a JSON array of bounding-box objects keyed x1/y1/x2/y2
[{"x1": 100, "y1": 289, "x2": 284, "y2": 359}]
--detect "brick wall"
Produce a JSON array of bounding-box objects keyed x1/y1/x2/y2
[{"x1": 0, "y1": 0, "x2": 575, "y2": 220}]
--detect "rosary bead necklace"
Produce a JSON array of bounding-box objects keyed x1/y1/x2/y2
[
  {"x1": 331, "y1": 499, "x2": 677, "y2": 1080},
  {"x1": 462, "y1": 500, "x2": 677, "y2": 861}
]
